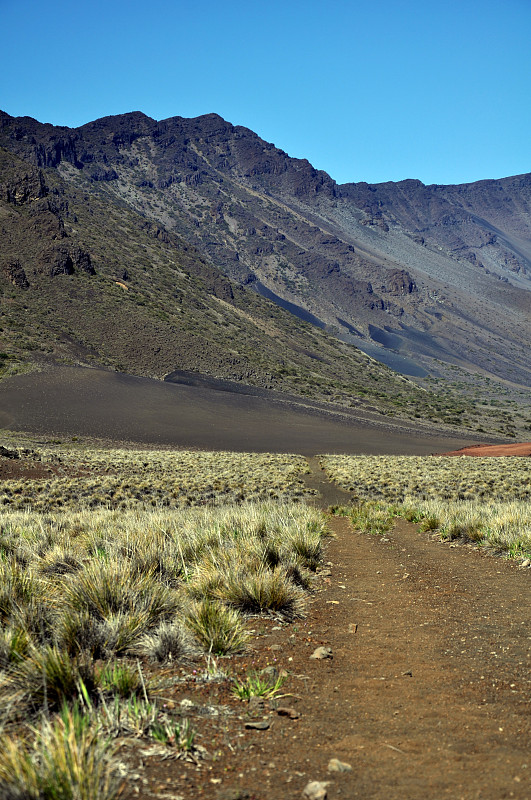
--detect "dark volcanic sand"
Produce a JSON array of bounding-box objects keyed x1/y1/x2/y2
[{"x1": 0, "y1": 366, "x2": 483, "y2": 455}]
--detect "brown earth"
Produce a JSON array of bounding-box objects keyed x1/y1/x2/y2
[
  {"x1": 117, "y1": 460, "x2": 530, "y2": 800},
  {"x1": 440, "y1": 442, "x2": 531, "y2": 457}
]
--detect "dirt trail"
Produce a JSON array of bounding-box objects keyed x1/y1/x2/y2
[
  {"x1": 287, "y1": 460, "x2": 531, "y2": 799},
  {"x1": 126, "y1": 460, "x2": 530, "y2": 800}
]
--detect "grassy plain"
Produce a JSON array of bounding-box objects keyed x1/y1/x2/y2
[
  {"x1": 320, "y1": 454, "x2": 531, "y2": 557},
  {"x1": 0, "y1": 446, "x2": 328, "y2": 798},
  {"x1": 1, "y1": 440, "x2": 529, "y2": 797},
  {"x1": 0, "y1": 447, "x2": 311, "y2": 511}
]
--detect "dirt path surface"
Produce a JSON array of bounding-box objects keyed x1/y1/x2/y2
[{"x1": 122, "y1": 461, "x2": 530, "y2": 800}]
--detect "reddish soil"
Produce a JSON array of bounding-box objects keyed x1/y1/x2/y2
[
  {"x1": 439, "y1": 442, "x2": 531, "y2": 457},
  {"x1": 0, "y1": 454, "x2": 99, "y2": 481},
  {"x1": 119, "y1": 461, "x2": 530, "y2": 800}
]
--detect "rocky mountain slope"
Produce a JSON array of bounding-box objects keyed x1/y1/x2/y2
[{"x1": 0, "y1": 109, "x2": 528, "y2": 434}]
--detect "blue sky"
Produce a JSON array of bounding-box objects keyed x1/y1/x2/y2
[{"x1": 1, "y1": 0, "x2": 529, "y2": 185}]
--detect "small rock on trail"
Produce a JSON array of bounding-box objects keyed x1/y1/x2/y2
[
  {"x1": 327, "y1": 758, "x2": 352, "y2": 773},
  {"x1": 302, "y1": 780, "x2": 329, "y2": 800},
  {"x1": 309, "y1": 646, "x2": 333, "y2": 660}
]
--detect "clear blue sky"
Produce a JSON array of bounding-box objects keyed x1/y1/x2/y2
[{"x1": 1, "y1": 0, "x2": 529, "y2": 186}]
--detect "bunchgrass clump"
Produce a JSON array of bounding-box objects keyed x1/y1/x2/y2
[
  {"x1": 185, "y1": 599, "x2": 249, "y2": 655},
  {"x1": 63, "y1": 562, "x2": 180, "y2": 626},
  {"x1": 219, "y1": 566, "x2": 306, "y2": 620},
  {"x1": 2, "y1": 646, "x2": 100, "y2": 715},
  {"x1": 98, "y1": 662, "x2": 144, "y2": 698},
  {"x1": 136, "y1": 621, "x2": 194, "y2": 663},
  {"x1": 0, "y1": 704, "x2": 121, "y2": 800},
  {"x1": 347, "y1": 501, "x2": 397, "y2": 536},
  {"x1": 150, "y1": 717, "x2": 195, "y2": 751}
]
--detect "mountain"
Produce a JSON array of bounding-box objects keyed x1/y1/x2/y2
[{"x1": 0, "y1": 109, "x2": 528, "y2": 436}]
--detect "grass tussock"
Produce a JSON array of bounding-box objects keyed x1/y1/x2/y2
[{"x1": 0, "y1": 705, "x2": 121, "y2": 800}]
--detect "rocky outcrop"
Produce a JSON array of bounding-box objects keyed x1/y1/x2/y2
[
  {"x1": 385, "y1": 269, "x2": 417, "y2": 296},
  {"x1": 3, "y1": 261, "x2": 29, "y2": 288},
  {"x1": 39, "y1": 244, "x2": 94, "y2": 277}
]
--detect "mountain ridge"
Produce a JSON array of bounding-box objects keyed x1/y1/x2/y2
[{"x1": 0, "y1": 109, "x2": 528, "y2": 436}]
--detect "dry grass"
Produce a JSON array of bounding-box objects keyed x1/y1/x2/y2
[
  {"x1": 0, "y1": 475, "x2": 328, "y2": 797},
  {"x1": 0, "y1": 447, "x2": 311, "y2": 511},
  {"x1": 320, "y1": 454, "x2": 531, "y2": 503},
  {"x1": 321, "y1": 454, "x2": 531, "y2": 557}
]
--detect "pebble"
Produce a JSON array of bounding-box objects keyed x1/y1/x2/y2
[
  {"x1": 277, "y1": 706, "x2": 300, "y2": 719},
  {"x1": 244, "y1": 719, "x2": 270, "y2": 730},
  {"x1": 248, "y1": 696, "x2": 267, "y2": 714},
  {"x1": 302, "y1": 780, "x2": 329, "y2": 799},
  {"x1": 260, "y1": 665, "x2": 279, "y2": 679},
  {"x1": 520, "y1": 558, "x2": 530, "y2": 567},
  {"x1": 310, "y1": 646, "x2": 333, "y2": 660},
  {"x1": 328, "y1": 758, "x2": 352, "y2": 773}
]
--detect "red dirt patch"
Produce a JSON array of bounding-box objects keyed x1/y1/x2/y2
[
  {"x1": 439, "y1": 441, "x2": 531, "y2": 457},
  {"x1": 0, "y1": 452, "x2": 103, "y2": 481}
]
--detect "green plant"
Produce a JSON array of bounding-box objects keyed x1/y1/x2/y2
[
  {"x1": 97, "y1": 694, "x2": 158, "y2": 739},
  {"x1": 151, "y1": 717, "x2": 195, "y2": 750},
  {"x1": 98, "y1": 662, "x2": 144, "y2": 698},
  {"x1": 185, "y1": 599, "x2": 248, "y2": 655},
  {"x1": 0, "y1": 626, "x2": 31, "y2": 671},
  {"x1": 232, "y1": 671, "x2": 285, "y2": 700}
]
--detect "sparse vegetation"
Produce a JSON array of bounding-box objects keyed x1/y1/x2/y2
[
  {"x1": 0, "y1": 446, "x2": 312, "y2": 510},
  {"x1": 0, "y1": 447, "x2": 328, "y2": 798},
  {"x1": 322, "y1": 454, "x2": 531, "y2": 556}
]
